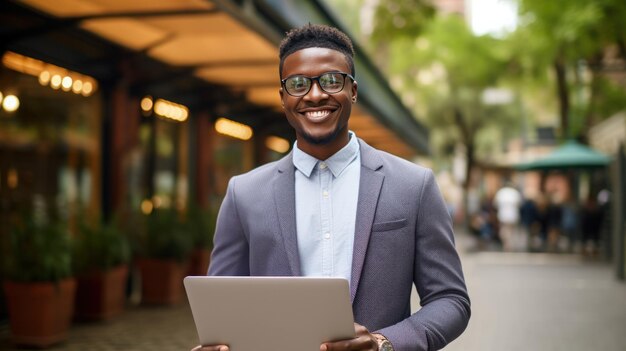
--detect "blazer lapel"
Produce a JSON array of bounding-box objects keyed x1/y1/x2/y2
[
  {"x1": 350, "y1": 140, "x2": 384, "y2": 301},
  {"x1": 274, "y1": 153, "x2": 301, "y2": 276}
]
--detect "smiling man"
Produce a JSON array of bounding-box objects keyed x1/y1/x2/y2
[{"x1": 195, "y1": 24, "x2": 470, "y2": 351}]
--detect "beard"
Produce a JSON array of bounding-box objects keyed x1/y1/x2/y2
[{"x1": 299, "y1": 123, "x2": 347, "y2": 145}]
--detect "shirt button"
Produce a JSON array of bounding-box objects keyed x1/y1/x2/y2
[
  {"x1": 323, "y1": 190, "x2": 329, "y2": 197},
  {"x1": 324, "y1": 233, "x2": 331, "y2": 239},
  {"x1": 319, "y1": 162, "x2": 327, "y2": 170}
]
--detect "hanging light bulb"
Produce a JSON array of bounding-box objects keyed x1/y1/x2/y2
[
  {"x1": 39, "y1": 71, "x2": 51, "y2": 86},
  {"x1": 141, "y1": 96, "x2": 153, "y2": 112},
  {"x1": 61, "y1": 76, "x2": 73, "y2": 91},
  {"x1": 2, "y1": 95, "x2": 20, "y2": 112},
  {"x1": 82, "y1": 81, "x2": 93, "y2": 96},
  {"x1": 72, "y1": 79, "x2": 83, "y2": 94},
  {"x1": 50, "y1": 74, "x2": 62, "y2": 89}
]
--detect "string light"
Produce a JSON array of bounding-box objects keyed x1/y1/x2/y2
[
  {"x1": 61, "y1": 76, "x2": 73, "y2": 91},
  {"x1": 50, "y1": 74, "x2": 62, "y2": 89},
  {"x1": 2, "y1": 95, "x2": 20, "y2": 112},
  {"x1": 2, "y1": 51, "x2": 98, "y2": 96},
  {"x1": 38, "y1": 71, "x2": 50, "y2": 85},
  {"x1": 141, "y1": 199, "x2": 153, "y2": 215},
  {"x1": 72, "y1": 79, "x2": 83, "y2": 94},
  {"x1": 152, "y1": 98, "x2": 188, "y2": 122},
  {"x1": 215, "y1": 118, "x2": 253, "y2": 140},
  {"x1": 141, "y1": 96, "x2": 153, "y2": 112},
  {"x1": 265, "y1": 136, "x2": 290, "y2": 153}
]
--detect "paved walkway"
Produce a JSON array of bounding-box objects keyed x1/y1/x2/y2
[
  {"x1": 0, "y1": 303, "x2": 198, "y2": 351},
  {"x1": 2, "y1": 232, "x2": 625, "y2": 351},
  {"x1": 443, "y1": 251, "x2": 626, "y2": 350}
]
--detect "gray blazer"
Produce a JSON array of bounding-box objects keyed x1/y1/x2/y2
[{"x1": 209, "y1": 139, "x2": 470, "y2": 351}]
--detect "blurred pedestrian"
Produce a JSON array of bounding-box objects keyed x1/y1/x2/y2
[
  {"x1": 533, "y1": 194, "x2": 550, "y2": 251},
  {"x1": 470, "y1": 195, "x2": 498, "y2": 250},
  {"x1": 493, "y1": 181, "x2": 522, "y2": 251},
  {"x1": 560, "y1": 199, "x2": 579, "y2": 253},
  {"x1": 581, "y1": 195, "x2": 603, "y2": 257},
  {"x1": 194, "y1": 24, "x2": 470, "y2": 351},
  {"x1": 546, "y1": 195, "x2": 563, "y2": 252},
  {"x1": 519, "y1": 195, "x2": 538, "y2": 251}
]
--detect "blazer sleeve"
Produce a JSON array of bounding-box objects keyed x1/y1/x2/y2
[
  {"x1": 207, "y1": 177, "x2": 250, "y2": 276},
  {"x1": 378, "y1": 170, "x2": 471, "y2": 351}
]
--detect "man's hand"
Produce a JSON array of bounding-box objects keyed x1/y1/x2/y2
[
  {"x1": 191, "y1": 345, "x2": 229, "y2": 351},
  {"x1": 320, "y1": 323, "x2": 378, "y2": 351}
]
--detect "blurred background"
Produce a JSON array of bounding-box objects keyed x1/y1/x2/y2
[{"x1": 0, "y1": 0, "x2": 625, "y2": 350}]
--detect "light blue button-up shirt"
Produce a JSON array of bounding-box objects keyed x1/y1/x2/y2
[{"x1": 292, "y1": 133, "x2": 361, "y2": 284}]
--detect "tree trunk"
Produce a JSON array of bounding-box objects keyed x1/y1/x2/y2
[
  {"x1": 461, "y1": 141, "x2": 476, "y2": 229},
  {"x1": 580, "y1": 52, "x2": 603, "y2": 142},
  {"x1": 554, "y1": 56, "x2": 570, "y2": 138},
  {"x1": 453, "y1": 107, "x2": 475, "y2": 229}
]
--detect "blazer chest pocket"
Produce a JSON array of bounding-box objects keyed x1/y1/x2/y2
[{"x1": 372, "y1": 218, "x2": 407, "y2": 232}]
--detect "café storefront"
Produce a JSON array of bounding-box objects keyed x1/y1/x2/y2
[
  {"x1": 0, "y1": 0, "x2": 429, "y2": 321},
  {"x1": 1, "y1": 0, "x2": 428, "y2": 224}
]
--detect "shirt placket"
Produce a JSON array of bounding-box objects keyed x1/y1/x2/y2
[{"x1": 319, "y1": 162, "x2": 333, "y2": 276}]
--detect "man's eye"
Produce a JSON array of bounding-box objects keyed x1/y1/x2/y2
[
  {"x1": 321, "y1": 75, "x2": 342, "y2": 89},
  {"x1": 289, "y1": 78, "x2": 308, "y2": 90}
]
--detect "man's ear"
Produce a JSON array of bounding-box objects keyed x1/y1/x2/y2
[
  {"x1": 279, "y1": 87, "x2": 285, "y2": 108},
  {"x1": 351, "y1": 80, "x2": 358, "y2": 103}
]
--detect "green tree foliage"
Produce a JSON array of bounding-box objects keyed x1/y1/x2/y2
[
  {"x1": 324, "y1": 1, "x2": 523, "y2": 227},
  {"x1": 514, "y1": 0, "x2": 626, "y2": 139},
  {"x1": 327, "y1": 1, "x2": 520, "y2": 165},
  {"x1": 328, "y1": 0, "x2": 626, "y2": 151},
  {"x1": 370, "y1": 0, "x2": 435, "y2": 42},
  {"x1": 385, "y1": 15, "x2": 520, "y2": 189}
]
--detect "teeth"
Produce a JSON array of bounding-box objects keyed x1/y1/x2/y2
[{"x1": 305, "y1": 110, "x2": 331, "y2": 119}]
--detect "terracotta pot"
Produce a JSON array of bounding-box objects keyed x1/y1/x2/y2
[
  {"x1": 137, "y1": 258, "x2": 187, "y2": 305},
  {"x1": 75, "y1": 265, "x2": 129, "y2": 321},
  {"x1": 3, "y1": 278, "x2": 76, "y2": 348},
  {"x1": 186, "y1": 248, "x2": 211, "y2": 276}
]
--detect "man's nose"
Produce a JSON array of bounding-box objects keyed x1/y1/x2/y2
[{"x1": 304, "y1": 80, "x2": 328, "y2": 101}]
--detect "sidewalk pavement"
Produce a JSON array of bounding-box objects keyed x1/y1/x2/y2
[
  {"x1": 443, "y1": 230, "x2": 626, "y2": 351},
  {"x1": 2, "y1": 229, "x2": 625, "y2": 351},
  {"x1": 0, "y1": 302, "x2": 199, "y2": 351}
]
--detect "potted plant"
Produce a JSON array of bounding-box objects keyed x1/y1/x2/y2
[
  {"x1": 2, "y1": 215, "x2": 75, "y2": 348},
  {"x1": 135, "y1": 209, "x2": 193, "y2": 305},
  {"x1": 185, "y1": 206, "x2": 217, "y2": 277},
  {"x1": 73, "y1": 219, "x2": 131, "y2": 321}
]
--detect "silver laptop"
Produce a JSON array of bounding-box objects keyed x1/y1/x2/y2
[{"x1": 184, "y1": 276, "x2": 355, "y2": 351}]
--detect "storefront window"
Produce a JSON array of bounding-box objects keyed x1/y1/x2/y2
[
  {"x1": 134, "y1": 108, "x2": 189, "y2": 213},
  {"x1": 0, "y1": 65, "x2": 101, "y2": 233},
  {"x1": 212, "y1": 134, "x2": 253, "y2": 196}
]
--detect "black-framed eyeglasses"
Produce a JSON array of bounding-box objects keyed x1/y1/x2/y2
[{"x1": 281, "y1": 72, "x2": 355, "y2": 97}]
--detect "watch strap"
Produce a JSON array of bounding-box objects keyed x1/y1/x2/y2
[{"x1": 372, "y1": 333, "x2": 394, "y2": 351}]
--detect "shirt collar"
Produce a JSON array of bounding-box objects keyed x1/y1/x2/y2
[{"x1": 292, "y1": 132, "x2": 360, "y2": 178}]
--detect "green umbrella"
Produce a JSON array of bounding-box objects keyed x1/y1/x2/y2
[{"x1": 515, "y1": 140, "x2": 612, "y2": 171}]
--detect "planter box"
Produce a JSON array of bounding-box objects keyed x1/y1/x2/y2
[
  {"x1": 4, "y1": 278, "x2": 76, "y2": 348},
  {"x1": 137, "y1": 258, "x2": 187, "y2": 305},
  {"x1": 75, "y1": 265, "x2": 129, "y2": 321},
  {"x1": 186, "y1": 248, "x2": 211, "y2": 277}
]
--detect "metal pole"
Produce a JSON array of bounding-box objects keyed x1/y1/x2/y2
[{"x1": 614, "y1": 143, "x2": 625, "y2": 280}]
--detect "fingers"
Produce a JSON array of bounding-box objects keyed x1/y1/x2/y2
[
  {"x1": 321, "y1": 334, "x2": 377, "y2": 351},
  {"x1": 354, "y1": 323, "x2": 370, "y2": 336},
  {"x1": 191, "y1": 345, "x2": 229, "y2": 351}
]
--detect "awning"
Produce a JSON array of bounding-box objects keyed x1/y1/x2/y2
[
  {"x1": 515, "y1": 140, "x2": 612, "y2": 171},
  {"x1": 2, "y1": 0, "x2": 428, "y2": 158}
]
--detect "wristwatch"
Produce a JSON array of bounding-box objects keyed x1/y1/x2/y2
[{"x1": 373, "y1": 333, "x2": 394, "y2": 351}]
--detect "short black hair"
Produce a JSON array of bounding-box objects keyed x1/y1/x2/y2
[{"x1": 278, "y1": 24, "x2": 355, "y2": 78}]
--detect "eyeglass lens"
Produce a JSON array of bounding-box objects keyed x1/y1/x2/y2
[{"x1": 284, "y1": 73, "x2": 347, "y2": 96}]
